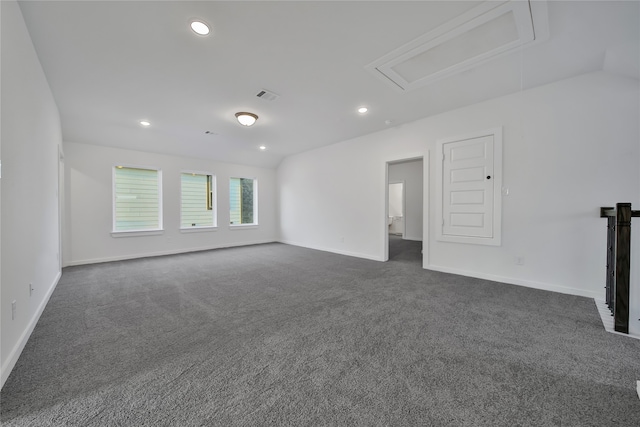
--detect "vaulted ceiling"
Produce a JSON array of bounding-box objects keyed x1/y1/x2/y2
[{"x1": 18, "y1": 1, "x2": 640, "y2": 168}]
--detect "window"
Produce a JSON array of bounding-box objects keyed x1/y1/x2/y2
[
  {"x1": 113, "y1": 166, "x2": 162, "y2": 232},
  {"x1": 181, "y1": 172, "x2": 216, "y2": 228},
  {"x1": 229, "y1": 177, "x2": 257, "y2": 226}
]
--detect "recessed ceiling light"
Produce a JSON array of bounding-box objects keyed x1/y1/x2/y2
[
  {"x1": 358, "y1": 107, "x2": 368, "y2": 114},
  {"x1": 190, "y1": 20, "x2": 210, "y2": 36},
  {"x1": 140, "y1": 120, "x2": 151, "y2": 126},
  {"x1": 259, "y1": 145, "x2": 266, "y2": 151}
]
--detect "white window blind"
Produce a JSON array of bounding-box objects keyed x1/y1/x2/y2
[
  {"x1": 229, "y1": 178, "x2": 242, "y2": 225},
  {"x1": 181, "y1": 173, "x2": 215, "y2": 228},
  {"x1": 113, "y1": 166, "x2": 161, "y2": 232},
  {"x1": 229, "y1": 177, "x2": 257, "y2": 225}
]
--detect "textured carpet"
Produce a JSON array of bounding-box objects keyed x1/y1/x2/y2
[
  {"x1": 388, "y1": 234, "x2": 422, "y2": 264},
  {"x1": 2, "y1": 242, "x2": 639, "y2": 426}
]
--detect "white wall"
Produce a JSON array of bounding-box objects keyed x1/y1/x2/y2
[
  {"x1": 632, "y1": 98, "x2": 640, "y2": 337},
  {"x1": 1, "y1": 0, "x2": 62, "y2": 387},
  {"x1": 278, "y1": 71, "x2": 640, "y2": 335},
  {"x1": 389, "y1": 159, "x2": 423, "y2": 241},
  {"x1": 64, "y1": 142, "x2": 277, "y2": 265}
]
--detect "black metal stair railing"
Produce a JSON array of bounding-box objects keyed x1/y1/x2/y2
[{"x1": 600, "y1": 203, "x2": 639, "y2": 334}]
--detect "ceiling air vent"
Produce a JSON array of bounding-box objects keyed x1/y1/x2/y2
[
  {"x1": 256, "y1": 89, "x2": 279, "y2": 101},
  {"x1": 366, "y1": 0, "x2": 548, "y2": 92}
]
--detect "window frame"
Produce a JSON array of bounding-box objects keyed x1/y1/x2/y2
[
  {"x1": 180, "y1": 170, "x2": 217, "y2": 232},
  {"x1": 229, "y1": 176, "x2": 258, "y2": 228},
  {"x1": 111, "y1": 164, "x2": 163, "y2": 236}
]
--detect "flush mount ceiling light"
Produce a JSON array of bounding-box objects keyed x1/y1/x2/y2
[
  {"x1": 139, "y1": 120, "x2": 151, "y2": 126},
  {"x1": 235, "y1": 112, "x2": 258, "y2": 126},
  {"x1": 190, "y1": 20, "x2": 210, "y2": 36},
  {"x1": 358, "y1": 107, "x2": 368, "y2": 114},
  {"x1": 259, "y1": 145, "x2": 267, "y2": 151}
]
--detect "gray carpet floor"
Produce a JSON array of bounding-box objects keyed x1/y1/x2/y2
[{"x1": 2, "y1": 240, "x2": 639, "y2": 426}]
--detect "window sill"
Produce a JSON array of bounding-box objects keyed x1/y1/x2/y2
[
  {"x1": 228, "y1": 224, "x2": 258, "y2": 230},
  {"x1": 111, "y1": 229, "x2": 164, "y2": 238},
  {"x1": 180, "y1": 226, "x2": 217, "y2": 234}
]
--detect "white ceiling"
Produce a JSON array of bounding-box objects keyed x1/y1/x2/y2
[{"x1": 17, "y1": 1, "x2": 640, "y2": 169}]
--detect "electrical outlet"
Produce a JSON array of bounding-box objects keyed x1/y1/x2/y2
[
  {"x1": 11, "y1": 300, "x2": 16, "y2": 320},
  {"x1": 515, "y1": 256, "x2": 525, "y2": 265},
  {"x1": 501, "y1": 187, "x2": 510, "y2": 196}
]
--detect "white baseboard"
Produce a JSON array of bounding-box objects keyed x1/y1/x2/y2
[
  {"x1": 279, "y1": 240, "x2": 384, "y2": 262},
  {"x1": 65, "y1": 240, "x2": 277, "y2": 266},
  {"x1": 1, "y1": 271, "x2": 61, "y2": 389},
  {"x1": 277, "y1": 244, "x2": 602, "y2": 299},
  {"x1": 426, "y1": 264, "x2": 601, "y2": 299}
]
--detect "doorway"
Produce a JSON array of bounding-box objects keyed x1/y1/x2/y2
[
  {"x1": 385, "y1": 157, "x2": 425, "y2": 265},
  {"x1": 58, "y1": 145, "x2": 64, "y2": 270},
  {"x1": 388, "y1": 182, "x2": 405, "y2": 237}
]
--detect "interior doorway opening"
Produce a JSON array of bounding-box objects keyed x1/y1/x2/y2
[
  {"x1": 385, "y1": 157, "x2": 425, "y2": 265},
  {"x1": 388, "y1": 182, "x2": 405, "y2": 237}
]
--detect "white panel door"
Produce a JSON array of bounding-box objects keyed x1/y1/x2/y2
[{"x1": 442, "y1": 135, "x2": 494, "y2": 239}]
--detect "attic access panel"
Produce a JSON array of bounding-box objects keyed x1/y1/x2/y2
[{"x1": 366, "y1": 0, "x2": 544, "y2": 92}]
